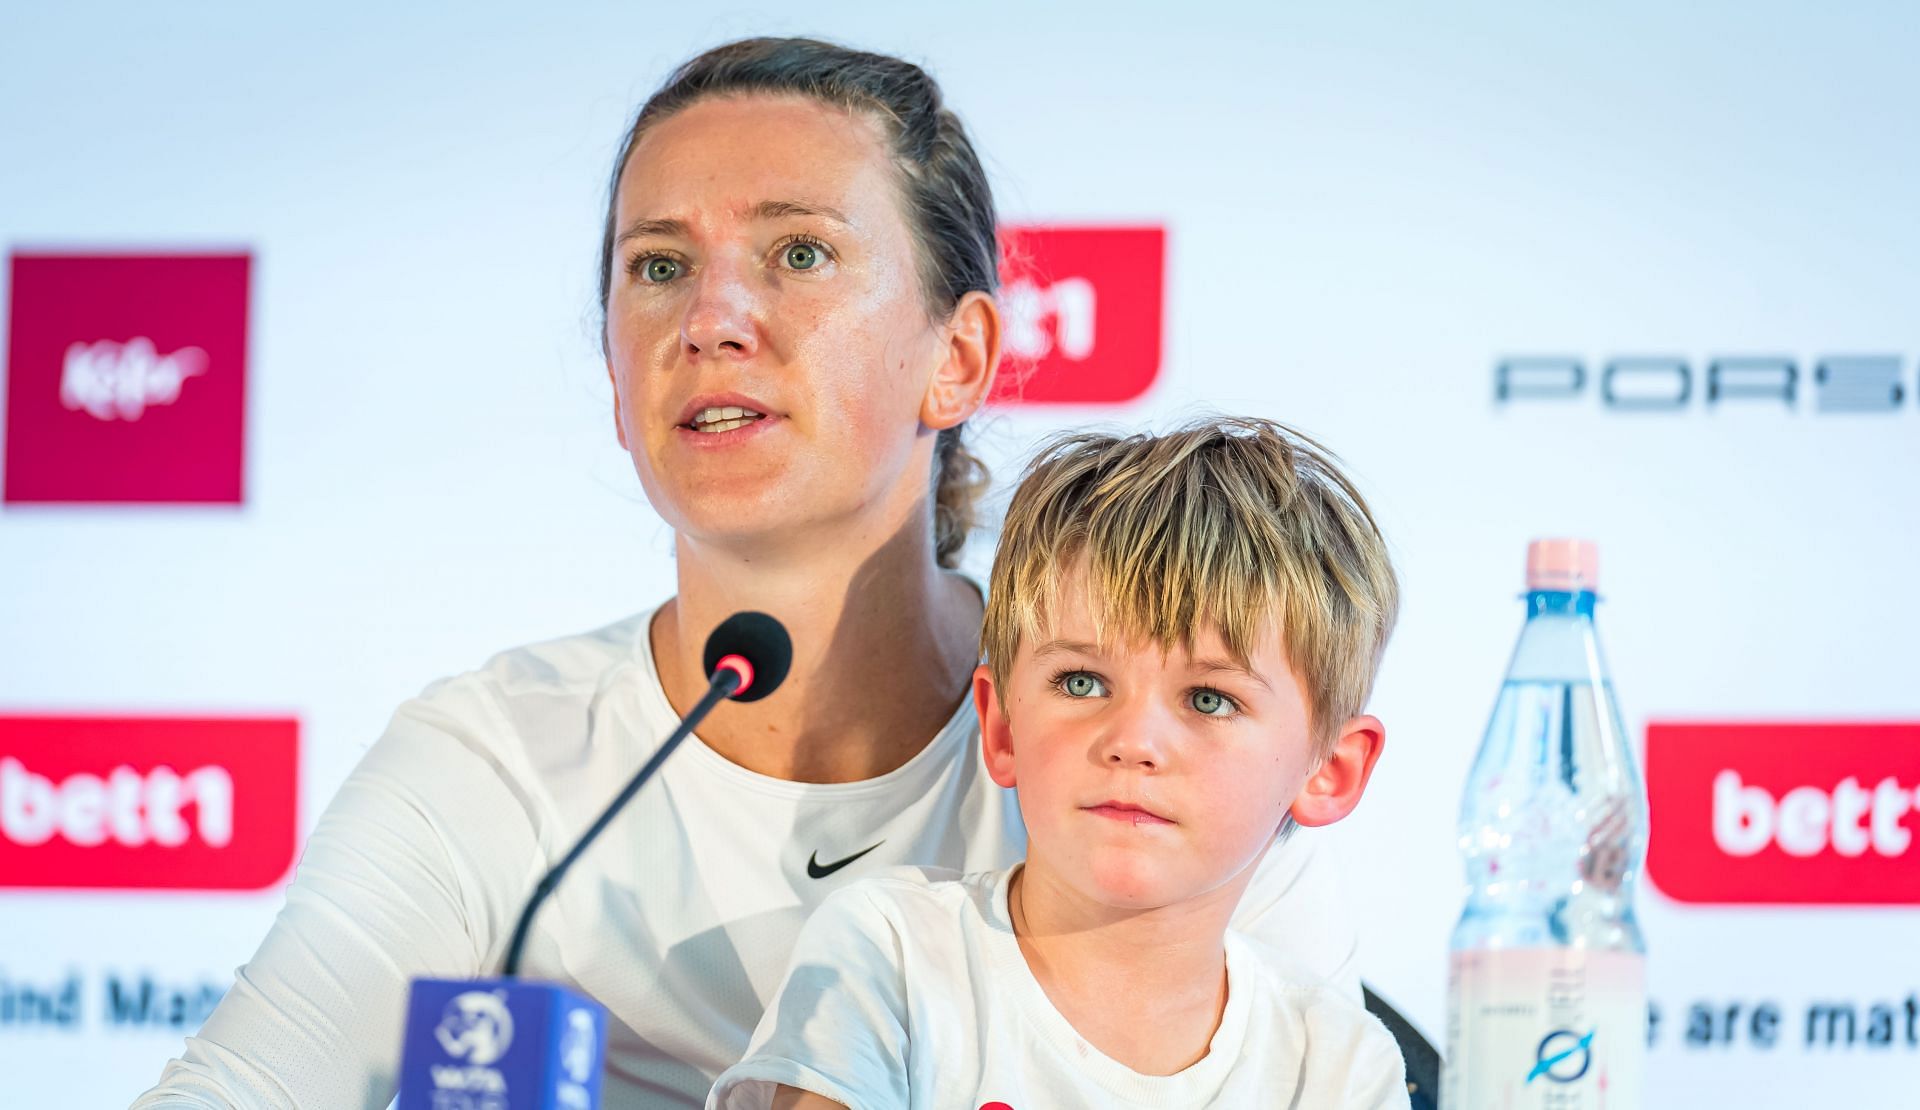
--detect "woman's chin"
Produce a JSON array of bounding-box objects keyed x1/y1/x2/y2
[{"x1": 649, "y1": 483, "x2": 816, "y2": 548}]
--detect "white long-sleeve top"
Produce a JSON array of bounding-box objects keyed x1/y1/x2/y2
[{"x1": 133, "y1": 608, "x2": 1360, "y2": 1109}]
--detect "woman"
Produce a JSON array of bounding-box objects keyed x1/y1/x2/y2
[{"x1": 136, "y1": 37, "x2": 1358, "y2": 1109}]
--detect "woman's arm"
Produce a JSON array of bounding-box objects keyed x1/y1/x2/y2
[
  {"x1": 1232, "y1": 830, "x2": 1363, "y2": 999},
  {"x1": 132, "y1": 680, "x2": 541, "y2": 1109}
]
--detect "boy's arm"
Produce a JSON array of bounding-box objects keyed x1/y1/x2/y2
[
  {"x1": 772, "y1": 1086, "x2": 848, "y2": 1109},
  {"x1": 708, "y1": 881, "x2": 915, "y2": 1110}
]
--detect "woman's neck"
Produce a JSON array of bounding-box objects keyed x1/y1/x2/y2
[
  {"x1": 1009, "y1": 859, "x2": 1243, "y2": 1077},
  {"x1": 651, "y1": 500, "x2": 982, "y2": 783}
]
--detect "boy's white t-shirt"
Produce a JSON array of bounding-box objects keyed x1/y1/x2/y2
[
  {"x1": 709, "y1": 867, "x2": 1409, "y2": 1110},
  {"x1": 134, "y1": 609, "x2": 1361, "y2": 1109}
]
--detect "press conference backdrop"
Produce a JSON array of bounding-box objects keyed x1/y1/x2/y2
[{"x1": 3, "y1": 2, "x2": 1916, "y2": 1105}]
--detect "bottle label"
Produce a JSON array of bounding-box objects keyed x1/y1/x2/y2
[{"x1": 1442, "y1": 948, "x2": 1645, "y2": 1110}]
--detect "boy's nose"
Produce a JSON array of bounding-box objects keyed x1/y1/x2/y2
[{"x1": 1096, "y1": 711, "x2": 1171, "y2": 771}]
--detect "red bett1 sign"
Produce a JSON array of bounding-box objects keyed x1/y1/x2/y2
[
  {"x1": 0, "y1": 715, "x2": 298, "y2": 890},
  {"x1": 991, "y1": 226, "x2": 1165, "y2": 406},
  {"x1": 1645, "y1": 722, "x2": 1920, "y2": 904},
  {"x1": 4, "y1": 252, "x2": 251, "y2": 504}
]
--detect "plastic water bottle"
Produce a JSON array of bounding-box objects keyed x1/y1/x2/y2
[{"x1": 1442, "y1": 540, "x2": 1648, "y2": 1109}]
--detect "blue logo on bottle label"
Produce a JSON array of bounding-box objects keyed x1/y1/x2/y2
[{"x1": 1527, "y1": 1028, "x2": 1595, "y2": 1083}]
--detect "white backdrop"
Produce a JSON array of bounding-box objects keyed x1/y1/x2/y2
[{"x1": 3, "y1": 2, "x2": 1918, "y2": 1105}]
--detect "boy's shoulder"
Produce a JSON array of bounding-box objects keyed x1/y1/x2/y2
[
  {"x1": 808, "y1": 865, "x2": 1008, "y2": 938},
  {"x1": 1227, "y1": 930, "x2": 1404, "y2": 1050},
  {"x1": 1228, "y1": 929, "x2": 1413, "y2": 1098}
]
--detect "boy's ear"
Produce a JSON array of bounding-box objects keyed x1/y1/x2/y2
[
  {"x1": 1289, "y1": 715, "x2": 1386, "y2": 827},
  {"x1": 973, "y1": 663, "x2": 1019, "y2": 789},
  {"x1": 920, "y1": 291, "x2": 1001, "y2": 431}
]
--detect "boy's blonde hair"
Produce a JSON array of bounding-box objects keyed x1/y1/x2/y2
[{"x1": 982, "y1": 417, "x2": 1399, "y2": 756}]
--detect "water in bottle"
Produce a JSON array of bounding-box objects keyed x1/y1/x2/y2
[{"x1": 1442, "y1": 539, "x2": 1648, "y2": 1109}]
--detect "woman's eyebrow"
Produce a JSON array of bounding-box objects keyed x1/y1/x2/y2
[
  {"x1": 615, "y1": 200, "x2": 853, "y2": 249},
  {"x1": 615, "y1": 216, "x2": 690, "y2": 247},
  {"x1": 754, "y1": 198, "x2": 853, "y2": 225}
]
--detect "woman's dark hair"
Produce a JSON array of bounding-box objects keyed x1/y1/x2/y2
[{"x1": 598, "y1": 37, "x2": 996, "y2": 569}]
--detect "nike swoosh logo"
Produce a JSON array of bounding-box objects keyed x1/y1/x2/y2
[{"x1": 806, "y1": 840, "x2": 885, "y2": 880}]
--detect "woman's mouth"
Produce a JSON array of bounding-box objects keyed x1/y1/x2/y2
[{"x1": 686, "y1": 405, "x2": 766, "y2": 434}]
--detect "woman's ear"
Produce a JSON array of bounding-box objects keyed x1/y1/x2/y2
[
  {"x1": 921, "y1": 291, "x2": 1001, "y2": 430},
  {"x1": 1289, "y1": 715, "x2": 1386, "y2": 827},
  {"x1": 974, "y1": 663, "x2": 1018, "y2": 789}
]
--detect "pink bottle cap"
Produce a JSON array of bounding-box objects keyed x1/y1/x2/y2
[{"x1": 1526, "y1": 538, "x2": 1599, "y2": 593}]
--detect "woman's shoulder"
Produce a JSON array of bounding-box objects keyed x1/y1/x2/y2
[
  {"x1": 369, "y1": 610, "x2": 659, "y2": 801},
  {"x1": 428, "y1": 610, "x2": 651, "y2": 702},
  {"x1": 401, "y1": 609, "x2": 652, "y2": 731}
]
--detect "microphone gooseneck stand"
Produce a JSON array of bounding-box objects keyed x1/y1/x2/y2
[{"x1": 500, "y1": 665, "x2": 740, "y2": 978}]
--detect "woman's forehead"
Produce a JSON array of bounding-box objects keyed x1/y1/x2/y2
[{"x1": 616, "y1": 95, "x2": 902, "y2": 231}]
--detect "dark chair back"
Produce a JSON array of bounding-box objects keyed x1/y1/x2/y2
[{"x1": 1362, "y1": 983, "x2": 1440, "y2": 1110}]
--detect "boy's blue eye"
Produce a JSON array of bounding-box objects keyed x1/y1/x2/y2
[
  {"x1": 1190, "y1": 689, "x2": 1235, "y2": 717},
  {"x1": 1060, "y1": 672, "x2": 1106, "y2": 698},
  {"x1": 784, "y1": 242, "x2": 820, "y2": 269}
]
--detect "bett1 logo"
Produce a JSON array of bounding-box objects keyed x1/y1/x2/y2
[
  {"x1": 0, "y1": 716, "x2": 298, "y2": 890},
  {"x1": 1646, "y1": 722, "x2": 1920, "y2": 904},
  {"x1": 989, "y1": 226, "x2": 1164, "y2": 406}
]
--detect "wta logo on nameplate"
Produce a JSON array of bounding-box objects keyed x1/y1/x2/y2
[
  {"x1": 0, "y1": 715, "x2": 298, "y2": 890},
  {"x1": 991, "y1": 226, "x2": 1165, "y2": 406},
  {"x1": 3, "y1": 252, "x2": 251, "y2": 504},
  {"x1": 1645, "y1": 721, "x2": 1920, "y2": 904}
]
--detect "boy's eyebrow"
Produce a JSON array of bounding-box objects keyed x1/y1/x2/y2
[
  {"x1": 1192, "y1": 658, "x2": 1275, "y2": 694},
  {"x1": 1029, "y1": 638, "x2": 1103, "y2": 660},
  {"x1": 1030, "y1": 641, "x2": 1276, "y2": 693}
]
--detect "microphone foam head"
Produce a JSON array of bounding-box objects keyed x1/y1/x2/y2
[{"x1": 702, "y1": 611, "x2": 793, "y2": 702}]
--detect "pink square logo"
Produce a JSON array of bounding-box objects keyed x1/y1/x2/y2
[
  {"x1": 5, "y1": 252, "x2": 250, "y2": 504},
  {"x1": 989, "y1": 226, "x2": 1165, "y2": 406}
]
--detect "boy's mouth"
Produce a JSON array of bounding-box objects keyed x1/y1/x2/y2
[{"x1": 1083, "y1": 801, "x2": 1174, "y2": 826}]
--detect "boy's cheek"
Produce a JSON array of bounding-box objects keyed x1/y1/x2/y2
[{"x1": 1196, "y1": 771, "x2": 1294, "y2": 840}]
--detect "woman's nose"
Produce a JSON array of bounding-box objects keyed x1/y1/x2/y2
[{"x1": 679, "y1": 261, "x2": 761, "y2": 360}]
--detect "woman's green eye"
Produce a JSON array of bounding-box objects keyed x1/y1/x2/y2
[
  {"x1": 1191, "y1": 690, "x2": 1232, "y2": 716},
  {"x1": 785, "y1": 242, "x2": 820, "y2": 270},
  {"x1": 1063, "y1": 673, "x2": 1101, "y2": 698},
  {"x1": 645, "y1": 257, "x2": 679, "y2": 283}
]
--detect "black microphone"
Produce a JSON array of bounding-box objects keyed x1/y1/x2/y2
[{"x1": 500, "y1": 611, "x2": 792, "y2": 976}]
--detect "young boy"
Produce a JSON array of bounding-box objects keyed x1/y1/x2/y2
[{"x1": 708, "y1": 418, "x2": 1409, "y2": 1109}]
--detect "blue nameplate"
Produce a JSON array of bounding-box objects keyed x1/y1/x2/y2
[{"x1": 398, "y1": 977, "x2": 607, "y2": 1109}]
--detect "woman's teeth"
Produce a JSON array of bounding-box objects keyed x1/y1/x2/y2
[{"x1": 690, "y1": 406, "x2": 765, "y2": 433}]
